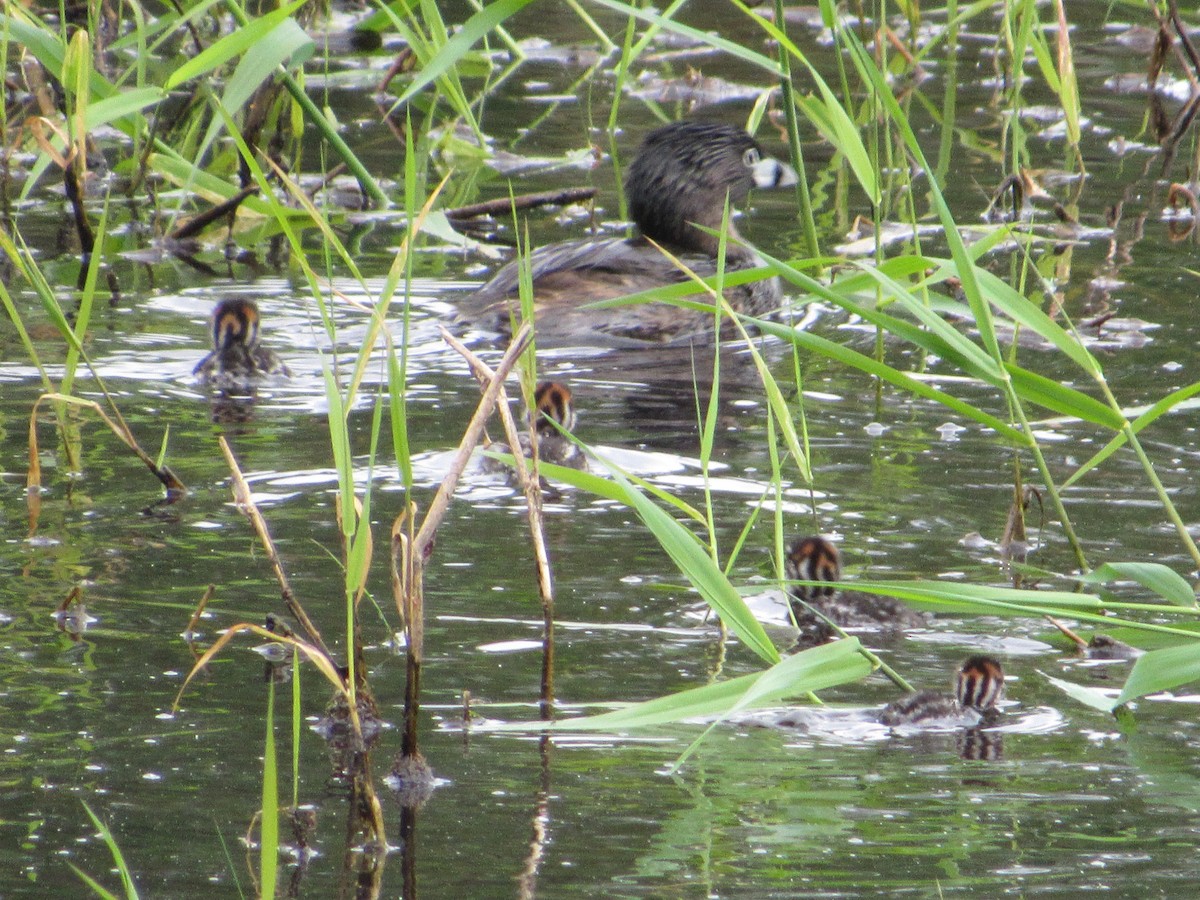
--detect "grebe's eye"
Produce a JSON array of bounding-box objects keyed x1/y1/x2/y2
[{"x1": 742, "y1": 147, "x2": 761, "y2": 168}]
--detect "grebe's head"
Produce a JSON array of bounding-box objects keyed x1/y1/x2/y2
[
  {"x1": 625, "y1": 121, "x2": 797, "y2": 256},
  {"x1": 955, "y1": 655, "x2": 1005, "y2": 712},
  {"x1": 210, "y1": 298, "x2": 262, "y2": 352},
  {"x1": 784, "y1": 535, "x2": 841, "y2": 603},
  {"x1": 533, "y1": 381, "x2": 576, "y2": 435}
]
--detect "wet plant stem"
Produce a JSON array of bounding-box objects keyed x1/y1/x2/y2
[
  {"x1": 220, "y1": 0, "x2": 388, "y2": 207},
  {"x1": 413, "y1": 324, "x2": 531, "y2": 560},
  {"x1": 441, "y1": 328, "x2": 558, "y2": 716},
  {"x1": 772, "y1": 0, "x2": 820, "y2": 262},
  {"x1": 1005, "y1": 387, "x2": 1089, "y2": 571},
  {"x1": 792, "y1": 597, "x2": 914, "y2": 693},
  {"x1": 1105, "y1": 404, "x2": 1200, "y2": 570}
]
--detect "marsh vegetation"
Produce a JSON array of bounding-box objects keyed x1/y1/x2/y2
[{"x1": 5, "y1": 1, "x2": 1200, "y2": 896}]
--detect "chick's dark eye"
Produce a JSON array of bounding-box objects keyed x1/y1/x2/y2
[{"x1": 742, "y1": 147, "x2": 761, "y2": 167}]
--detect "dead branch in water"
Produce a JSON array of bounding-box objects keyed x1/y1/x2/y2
[{"x1": 443, "y1": 186, "x2": 597, "y2": 221}]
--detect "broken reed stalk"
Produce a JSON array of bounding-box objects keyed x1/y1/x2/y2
[
  {"x1": 392, "y1": 323, "x2": 533, "y2": 760},
  {"x1": 412, "y1": 323, "x2": 533, "y2": 558},
  {"x1": 217, "y1": 436, "x2": 334, "y2": 667},
  {"x1": 215, "y1": 439, "x2": 389, "y2": 846},
  {"x1": 440, "y1": 326, "x2": 558, "y2": 717},
  {"x1": 25, "y1": 392, "x2": 185, "y2": 522}
]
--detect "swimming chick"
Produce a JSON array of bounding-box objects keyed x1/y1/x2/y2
[
  {"x1": 524, "y1": 380, "x2": 586, "y2": 470},
  {"x1": 785, "y1": 535, "x2": 927, "y2": 647},
  {"x1": 483, "y1": 380, "x2": 587, "y2": 475},
  {"x1": 194, "y1": 298, "x2": 289, "y2": 385},
  {"x1": 878, "y1": 656, "x2": 1006, "y2": 727},
  {"x1": 462, "y1": 120, "x2": 798, "y2": 346}
]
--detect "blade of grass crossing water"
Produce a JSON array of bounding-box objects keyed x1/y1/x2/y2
[
  {"x1": 595, "y1": 461, "x2": 780, "y2": 664},
  {"x1": 1076, "y1": 563, "x2": 1196, "y2": 608},
  {"x1": 1061, "y1": 381, "x2": 1200, "y2": 489},
  {"x1": 506, "y1": 639, "x2": 870, "y2": 732},
  {"x1": 77, "y1": 802, "x2": 139, "y2": 900},
  {"x1": 1116, "y1": 642, "x2": 1200, "y2": 707},
  {"x1": 260, "y1": 682, "x2": 279, "y2": 900}
]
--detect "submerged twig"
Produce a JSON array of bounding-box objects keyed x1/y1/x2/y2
[
  {"x1": 443, "y1": 186, "x2": 597, "y2": 221},
  {"x1": 168, "y1": 185, "x2": 259, "y2": 242}
]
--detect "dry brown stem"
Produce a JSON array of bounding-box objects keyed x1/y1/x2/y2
[
  {"x1": 217, "y1": 435, "x2": 333, "y2": 665},
  {"x1": 439, "y1": 326, "x2": 557, "y2": 715}
]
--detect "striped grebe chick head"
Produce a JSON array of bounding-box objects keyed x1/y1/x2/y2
[{"x1": 784, "y1": 535, "x2": 842, "y2": 603}]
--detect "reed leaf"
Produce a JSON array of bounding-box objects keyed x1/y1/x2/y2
[
  {"x1": 1076, "y1": 563, "x2": 1196, "y2": 608},
  {"x1": 589, "y1": 0, "x2": 782, "y2": 78},
  {"x1": 390, "y1": 0, "x2": 535, "y2": 110},
  {"x1": 259, "y1": 683, "x2": 279, "y2": 900},
  {"x1": 499, "y1": 639, "x2": 870, "y2": 731},
  {"x1": 1061, "y1": 381, "x2": 1200, "y2": 488},
  {"x1": 829, "y1": 580, "x2": 1104, "y2": 614},
  {"x1": 971, "y1": 267, "x2": 1102, "y2": 377},
  {"x1": 193, "y1": 17, "x2": 314, "y2": 166},
  {"x1": 1049, "y1": 641, "x2": 1200, "y2": 715},
  {"x1": 1042, "y1": 672, "x2": 1117, "y2": 713},
  {"x1": 73, "y1": 802, "x2": 139, "y2": 900},
  {"x1": 483, "y1": 450, "x2": 708, "y2": 525},
  {"x1": 1003, "y1": 364, "x2": 1124, "y2": 429},
  {"x1": 164, "y1": 0, "x2": 307, "y2": 90},
  {"x1": 83, "y1": 87, "x2": 165, "y2": 131},
  {"x1": 749, "y1": 322, "x2": 1026, "y2": 442},
  {"x1": 1115, "y1": 642, "x2": 1200, "y2": 707},
  {"x1": 590, "y1": 459, "x2": 780, "y2": 664}
]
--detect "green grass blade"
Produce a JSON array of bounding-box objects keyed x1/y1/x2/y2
[
  {"x1": 973, "y1": 268, "x2": 1102, "y2": 377},
  {"x1": 833, "y1": 580, "x2": 1103, "y2": 614},
  {"x1": 737, "y1": 0, "x2": 878, "y2": 200},
  {"x1": 82, "y1": 87, "x2": 164, "y2": 131},
  {"x1": 500, "y1": 639, "x2": 870, "y2": 731},
  {"x1": 749, "y1": 322, "x2": 1026, "y2": 442},
  {"x1": 259, "y1": 683, "x2": 279, "y2": 900},
  {"x1": 851, "y1": 262, "x2": 1004, "y2": 380},
  {"x1": 321, "y1": 361, "x2": 356, "y2": 540},
  {"x1": 164, "y1": 0, "x2": 306, "y2": 90},
  {"x1": 1042, "y1": 672, "x2": 1118, "y2": 713},
  {"x1": 588, "y1": 0, "x2": 782, "y2": 77},
  {"x1": 1115, "y1": 642, "x2": 1200, "y2": 707},
  {"x1": 78, "y1": 802, "x2": 138, "y2": 899},
  {"x1": 1003, "y1": 363, "x2": 1124, "y2": 429},
  {"x1": 67, "y1": 864, "x2": 120, "y2": 900},
  {"x1": 1061, "y1": 381, "x2": 1200, "y2": 489},
  {"x1": 391, "y1": 0, "x2": 536, "y2": 108},
  {"x1": 194, "y1": 17, "x2": 314, "y2": 165},
  {"x1": 589, "y1": 458, "x2": 780, "y2": 664},
  {"x1": 485, "y1": 452, "x2": 709, "y2": 525}
]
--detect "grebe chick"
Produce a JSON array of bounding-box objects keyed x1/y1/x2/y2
[
  {"x1": 482, "y1": 381, "x2": 587, "y2": 475},
  {"x1": 461, "y1": 120, "x2": 798, "y2": 347},
  {"x1": 194, "y1": 298, "x2": 290, "y2": 384},
  {"x1": 878, "y1": 656, "x2": 1005, "y2": 727},
  {"x1": 1085, "y1": 634, "x2": 1142, "y2": 661},
  {"x1": 525, "y1": 381, "x2": 586, "y2": 470},
  {"x1": 785, "y1": 536, "x2": 926, "y2": 646}
]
